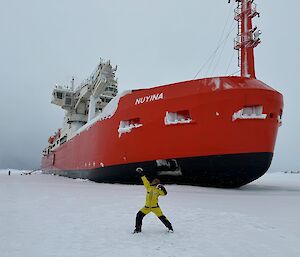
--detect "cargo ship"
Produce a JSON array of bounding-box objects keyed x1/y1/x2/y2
[{"x1": 41, "y1": 0, "x2": 283, "y2": 188}]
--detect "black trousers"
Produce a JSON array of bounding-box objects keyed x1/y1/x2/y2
[{"x1": 135, "y1": 210, "x2": 173, "y2": 232}]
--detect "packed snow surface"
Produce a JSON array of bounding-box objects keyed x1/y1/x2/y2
[{"x1": 0, "y1": 170, "x2": 299, "y2": 257}]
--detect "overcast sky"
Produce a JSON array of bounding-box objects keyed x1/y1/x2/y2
[{"x1": 0, "y1": 0, "x2": 299, "y2": 171}]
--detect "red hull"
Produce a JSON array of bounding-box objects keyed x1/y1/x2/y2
[{"x1": 41, "y1": 76, "x2": 283, "y2": 187}]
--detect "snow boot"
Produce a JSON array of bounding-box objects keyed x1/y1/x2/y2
[
  {"x1": 134, "y1": 211, "x2": 145, "y2": 233},
  {"x1": 158, "y1": 215, "x2": 173, "y2": 232}
]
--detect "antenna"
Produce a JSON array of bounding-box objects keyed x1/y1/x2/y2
[
  {"x1": 232, "y1": 0, "x2": 261, "y2": 78},
  {"x1": 71, "y1": 76, "x2": 75, "y2": 91}
]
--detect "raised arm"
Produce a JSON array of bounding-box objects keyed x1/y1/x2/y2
[
  {"x1": 141, "y1": 176, "x2": 150, "y2": 188},
  {"x1": 136, "y1": 167, "x2": 150, "y2": 188}
]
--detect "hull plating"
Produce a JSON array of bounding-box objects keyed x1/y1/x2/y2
[{"x1": 43, "y1": 152, "x2": 273, "y2": 188}]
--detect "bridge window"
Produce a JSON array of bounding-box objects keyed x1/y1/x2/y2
[{"x1": 56, "y1": 92, "x2": 63, "y2": 99}]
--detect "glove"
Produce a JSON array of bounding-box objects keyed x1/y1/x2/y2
[
  {"x1": 157, "y1": 184, "x2": 167, "y2": 195},
  {"x1": 136, "y1": 167, "x2": 144, "y2": 173},
  {"x1": 156, "y1": 184, "x2": 163, "y2": 189}
]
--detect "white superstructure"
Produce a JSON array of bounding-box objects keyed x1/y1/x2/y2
[{"x1": 43, "y1": 59, "x2": 118, "y2": 155}]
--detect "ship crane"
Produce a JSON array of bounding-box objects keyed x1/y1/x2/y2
[{"x1": 50, "y1": 58, "x2": 118, "y2": 146}]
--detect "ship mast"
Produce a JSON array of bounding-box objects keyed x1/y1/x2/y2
[{"x1": 232, "y1": 0, "x2": 261, "y2": 78}]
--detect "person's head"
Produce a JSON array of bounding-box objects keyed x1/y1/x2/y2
[{"x1": 151, "y1": 178, "x2": 161, "y2": 186}]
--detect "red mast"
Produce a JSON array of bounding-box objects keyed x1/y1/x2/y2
[{"x1": 233, "y1": 0, "x2": 261, "y2": 78}]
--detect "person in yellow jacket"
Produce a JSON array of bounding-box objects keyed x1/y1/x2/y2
[{"x1": 133, "y1": 167, "x2": 173, "y2": 233}]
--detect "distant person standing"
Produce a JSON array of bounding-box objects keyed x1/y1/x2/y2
[
  {"x1": 133, "y1": 167, "x2": 173, "y2": 233},
  {"x1": 8, "y1": 170, "x2": 11, "y2": 176}
]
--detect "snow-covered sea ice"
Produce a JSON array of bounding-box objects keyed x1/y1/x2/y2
[{"x1": 0, "y1": 170, "x2": 299, "y2": 257}]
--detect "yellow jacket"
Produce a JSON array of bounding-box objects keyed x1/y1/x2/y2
[{"x1": 141, "y1": 176, "x2": 166, "y2": 208}]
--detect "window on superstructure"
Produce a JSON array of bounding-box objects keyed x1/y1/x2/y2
[
  {"x1": 57, "y1": 92, "x2": 63, "y2": 99},
  {"x1": 65, "y1": 97, "x2": 72, "y2": 105}
]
